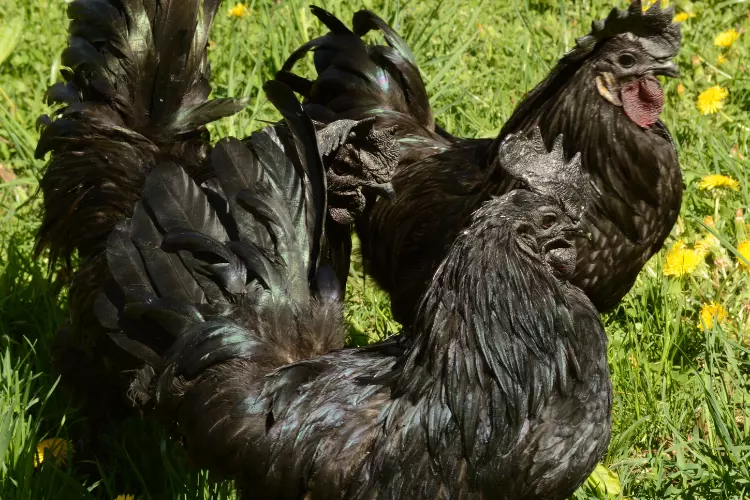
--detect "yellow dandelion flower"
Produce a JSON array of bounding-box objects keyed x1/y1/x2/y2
[
  {"x1": 698, "y1": 302, "x2": 728, "y2": 330},
  {"x1": 737, "y1": 240, "x2": 750, "y2": 270},
  {"x1": 673, "y1": 12, "x2": 695, "y2": 23},
  {"x1": 676, "y1": 82, "x2": 685, "y2": 95},
  {"x1": 694, "y1": 234, "x2": 719, "y2": 257},
  {"x1": 698, "y1": 174, "x2": 740, "y2": 191},
  {"x1": 34, "y1": 438, "x2": 72, "y2": 468},
  {"x1": 703, "y1": 216, "x2": 715, "y2": 227},
  {"x1": 228, "y1": 3, "x2": 249, "y2": 18},
  {"x1": 114, "y1": 495, "x2": 135, "y2": 500},
  {"x1": 714, "y1": 29, "x2": 740, "y2": 48},
  {"x1": 664, "y1": 240, "x2": 701, "y2": 276},
  {"x1": 717, "y1": 54, "x2": 728, "y2": 65},
  {"x1": 697, "y1": 86, "x2": 728, "y2": 115}
]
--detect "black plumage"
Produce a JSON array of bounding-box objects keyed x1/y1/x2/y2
[
  {"x1": 96, "y1": 114, "x2": 612, "y2": 499},
  {"x1": 35, "y1": 0, "x2": 398, "y2": 411},
  {"x1": 280, "y1": 0, "x2": 683, "y2": 325},
  {"x1": 34, "y1": 0, "x2": 247, "y2": 410},
  {"x1": 36, "y1": 0, "x2": 245, "y2": 267}
]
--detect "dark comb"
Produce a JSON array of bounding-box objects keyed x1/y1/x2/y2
[
  {"x1": 565, "y1": 0, "x2": 681, "y2": 62},
  {"x1": 497, "y1": 128, "x2": 594, "y2": 221}
]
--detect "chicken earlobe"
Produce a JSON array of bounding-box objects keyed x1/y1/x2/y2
[{"x1": 595, "y1": 72, "x2": 623, "y2": 106}]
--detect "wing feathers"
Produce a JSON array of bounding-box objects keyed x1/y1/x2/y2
[{"x1": 142, "y1": 163, "x2": 228, "y2": 242}]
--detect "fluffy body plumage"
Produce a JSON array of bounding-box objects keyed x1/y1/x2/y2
[
  {"x1": 281, "y1": 1, "x2": 683, "y2": 325},
  {"x1": 97, "y1": 120, "x2": 611, "y2": 498}
]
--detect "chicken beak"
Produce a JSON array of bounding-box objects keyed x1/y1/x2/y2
[{"x1": 652, "y1": 61, "x2": 680, "y2": 78}]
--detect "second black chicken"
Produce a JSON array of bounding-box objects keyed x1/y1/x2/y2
[
  {"x1": 95, "y1": 79, "x2": 611, "y2": 498},
  {"x1": 281, "y1": 0, "x2": 683, "y2": 325}
]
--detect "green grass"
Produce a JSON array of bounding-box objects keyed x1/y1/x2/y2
[{"x1": 1, "y1": 0, "x2": 749, "y2": 498}]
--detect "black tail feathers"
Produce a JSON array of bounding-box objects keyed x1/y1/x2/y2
[
  {"x1": 38, "y1": 0, "x2": 245, "y2": 416},
  {"x1": 278, "y1": 7, "x2": 436, "y2": 138},
  {"x1": 36, "y1": 0, "x2": 247, "y2": 267}
]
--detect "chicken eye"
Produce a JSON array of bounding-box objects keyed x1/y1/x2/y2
[
  {"x1": 618, "y1": 53, "x2": 636, "y2": 68},
  {"x1": 541, "y1": 213, "x2": 557, "y2": 229}
]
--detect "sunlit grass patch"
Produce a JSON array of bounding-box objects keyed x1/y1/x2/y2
[{"x1": 1, "y1": 0, "x2": 749, "y2": 498}]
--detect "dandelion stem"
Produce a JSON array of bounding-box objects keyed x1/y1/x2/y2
[
  {"x1": 720, "y1": 111, "x2": 750, "y2": 132},
  {"x1": 703, "y1": 62, "x2": 733, "y2": 79}
]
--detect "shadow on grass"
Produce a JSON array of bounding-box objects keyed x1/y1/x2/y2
[{"x1": 0, "y1": 239, "x2": 235, "y2": 499}]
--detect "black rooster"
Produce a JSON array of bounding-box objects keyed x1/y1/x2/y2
[
  {"x1": 34, "y1": 0, "x2": 396, "y2": 410},
  {"x1": 95, "y1": 94, "x2": 612, "y2": 499},
  {"x1": 280, "y1": 0, "x2": 683, "y2": 325},
  {"x1": 34, "y1": 0, "x2": 246, "y2": 410}
]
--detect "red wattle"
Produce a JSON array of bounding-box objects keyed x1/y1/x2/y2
[{"x1": 620, "y1": 76, "x2": 664, "y2": 128}]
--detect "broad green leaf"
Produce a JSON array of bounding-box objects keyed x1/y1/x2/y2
[
  {"x1": 585, "y1": 463, "x2": 623, "y2": 498},
  {"x1": 0, "y1": 14, "x2": 23, "y2": 66}
]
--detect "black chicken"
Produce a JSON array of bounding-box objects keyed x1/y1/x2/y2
[
  {"x1": 95, "y1": 86, "x2": 611, "y2": 499},
  {"x1": 34, "y1": 0, "x2": 246, "y2": 410},
  {"x1": 34, "y1": 0, "x2": 396, "y2": 411},
  {"x1": 280, "y1": 0, "x2": 683, "y2": 325}
]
